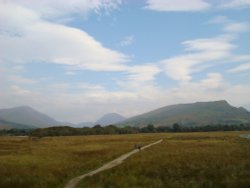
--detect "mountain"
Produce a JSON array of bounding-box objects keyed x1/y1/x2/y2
[
  {"x1": 76, "y1": 122, "x2": 94, "y2": 127},
  {"x1": 118, "y1": 100, "x2": 250, "y2": 127},
  {"x1": 0, "y1": 106, "x2": 58, "y2": 128},
  {"x1": 0, "y1": 118, "x2": 35, "y2": 129},
  {"x1": 95, "y1": 113, "x2": 126, "y2": 126}
]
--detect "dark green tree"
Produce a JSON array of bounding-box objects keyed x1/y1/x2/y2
[{"x1": 172, "y1": 123, "x2": 181, "y2": 132}]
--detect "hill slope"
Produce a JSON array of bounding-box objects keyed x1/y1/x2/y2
[
  {"x1": 95, "y1": 113, "x2": 126, "y2": 126},
  {"x1": 0, "y1": 118, "x2": 35, "y2": 129},
  {"x1": 119, "y1": 100, "x2": 250, "y2": 127},
  {"x1": 0, "y1": 106, "x2": 58, "y2": 128}
]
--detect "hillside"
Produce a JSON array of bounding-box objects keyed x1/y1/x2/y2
[
  {"x1": 0, "y1": 119, "x2": 35, "y2": 129},
  {"x1": 0, "y1": 106, "x2": 58, "y2": 128},
  {"x1": 119, "y1": 100, "x2": 250, "y2": 127},
  {"x1": 95, "y1": 113, "x2": 126, "y2": 126}
]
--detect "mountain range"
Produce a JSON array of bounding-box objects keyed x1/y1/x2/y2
[
  {"x1": 0, "y1": 106, "x2": 126, "y2": 129},
  {"x1": 0, "y1": 100, "x2": 250, "y2": 129},
  {"x1": 118, "y1": 100, "x2": 250, "y2": 127}
]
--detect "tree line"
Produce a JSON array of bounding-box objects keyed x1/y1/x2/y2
[{"x1": 1, "y1": 123, "x2": 250, "y2": 137}]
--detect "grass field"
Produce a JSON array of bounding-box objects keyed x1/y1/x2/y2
[
  {"x1": 0, "y1": 132, "x2": 249, "y2": 188},
  {"x1": 80, "y1": 131, "x2": 250, "y2": 188},
  {"x1": 0, "y1": 134, "x2": 163, "y2": 188}
]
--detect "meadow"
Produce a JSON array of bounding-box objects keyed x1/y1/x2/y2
[
  {"x1": 80, "y1": 131, "x2": 250, "y2": 188},
  {"x1": 1, "y1": 132, "x2": 250, "y2": 188},
  {"x1": 0, "y1": 134, "x2": 163, "y2": 188}
]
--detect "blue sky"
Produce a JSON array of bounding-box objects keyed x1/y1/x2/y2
[{"x1": 1, "y1": 0, "x2": 250, "y2": 123}]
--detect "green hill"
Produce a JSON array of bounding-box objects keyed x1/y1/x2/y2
[
  {"x1": 118, "y1": 100, "x2": 250, "y2": 127},
  {"x1": 0, "y1": 106, "x2": 58, "y2": 128},
  {"x1": 0, "y1": 119, "x2": 35, "y2": 130}
]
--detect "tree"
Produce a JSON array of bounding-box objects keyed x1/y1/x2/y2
[
  {"x1": 172, "y1": 123, "x2": 181, "y2": 132},
  {"x1": 147, "y1": 124, "x2": 155, "y2": 132},
  {"x1": 93, "y1": 124, "x2": 102, "y2": 128}
]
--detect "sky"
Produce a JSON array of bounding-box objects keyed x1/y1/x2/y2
[{"x1": 1, "y1": 0, "x2": 250, "y2": 123}]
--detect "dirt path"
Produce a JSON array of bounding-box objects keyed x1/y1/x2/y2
[
  {"x1": 240, "y1": 134, "x2": 250, "y2": 139},
  {"x1": 65, "y1": 139, "x2": 163, "y2": 188}
]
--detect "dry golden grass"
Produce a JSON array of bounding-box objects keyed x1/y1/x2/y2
[
  {"x1": 0, "y1": 134, "x2": 163, "y2": 188},
  {"x1": 80, "y1": 131, "x2": 250, "y2": 188}
]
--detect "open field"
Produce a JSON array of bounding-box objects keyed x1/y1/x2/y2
[
  {"x1": 80, "y1": 131, "x2": 250, "y2": 188},
  {"x1": 1, "y1": 132, "x2": 250, "y2": 188},
  {"x1": 65, "y1": 139, "x2": 163, "y2": 188},
  {"x1": 0, "y1": 134, "x2": 163, "y2": 188}
]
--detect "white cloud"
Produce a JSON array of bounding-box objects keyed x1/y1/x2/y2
[
  {"x1": 183, "y1": 35, "x2": 235, "y2": 52},
  {"x1": 221, "y1": 0, "x2": 250, "y2": 9},
  {"x1": 160, "y1": 18, "x2": 250, "y2": 82},
  {"x1": 126, "y1": 64, "x2": 161, "y2": 82},
  {"x1": 208, "y1": 16, "x2": 250, "y2": 33},
  {"x1": 161, "y1": 35, "x2": 235, "y2": 82},
  {"x1": 224, "y1": 22, "x2": 250, "y2": 33},
  {"x1": 207, "y1": 16, "x2": 230, "y2": 24},
  {"x1": 0, "y1": 1, "x2": 129, "y2": 72},
  {"x1": 145, "y1": 0, "x2": 250, "y2": 12},
  {"x1": 198, "y1": 73, "x2": 225, "y2": 90},
  {"x1": 113, "y1": 64, "x2": 162, "y2": 103},
  {"x1": 76, "y1": 83, "x2": 105, "y2": 91},
  {"x1": 0, "y1": 63, "x2": 37, "y2": 86},
  {"x1": 7, "y1": 75, "x2": 37, "y2": 85},
  {"x1": 145, "y1": 0, "x2": 211, "y2": 11},
  {"x1": 10, "y1": 85, "x2": 32, "y2": 96},
  {"x1": 229, "y1": 55, "x2": 250, "y2": 62},
  {"x1": 65, "y1": 71, "x2": 77, "y2": 75},
  {"x1": 228, "y1": 63, "x2": 250, "y2": 73},
  {"x1": 12, "y1": 65, "x2": 25, "y2": 71},
  {"x1": 4, "y1": 0, "x2": 122, "y2": 21},
  {"x1": 120, "y1": 35, "x2": 134, "y2": 46}
]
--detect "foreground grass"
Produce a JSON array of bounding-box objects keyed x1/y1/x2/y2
[
  {"x1": 80, "y1": 131, "x2": 250, "y2": 188},
  {"x1": 0, "y1": 134, "x2": 163, "y2": 188}
]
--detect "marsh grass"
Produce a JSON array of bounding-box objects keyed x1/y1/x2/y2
[
  {"x1": 0, "y1": 134, "x2": 163, "y2": 188},
  {"x1": 80, "y1": 131, "x2": 250, "y2": 188}
]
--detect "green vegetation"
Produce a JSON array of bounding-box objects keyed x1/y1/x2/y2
[
  {"x1": 1, "y1": 131, "x2": 250, "y2": 188},
  {"x1": 19, "y1": 124, "x2": 250, "y2": 137},
  {"x1": 1, "y1": 123, "x2": 250, "y2": 137},
  {"x1": 0, "y1": 119, "x2": 35, "y2": 130},
  {"x1": 0, "y1": 134, "x2": 163, "y2": 188},
  {"x1": 120, "y1": 100, "x2": 250, "y2": 127},
  {"x1": 0, "y1": 128, "x2": 32, "y2": 136},
  {"x1": 80, "y1": 131, "x2": 250, "y2": 188}
]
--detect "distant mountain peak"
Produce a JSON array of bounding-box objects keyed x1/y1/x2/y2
[
  {"x1": 238, "y1": 107, "x2": 249, "y2": 113},
  {"x1": 95, "y1": 113, "x2": 126, "y2": 126},
  {"x1": 195, "y1": 100, "x2": 229, "y2": 105},
  {"x1": 13, "y1": 105, "x2": 35, "y2": 111},
  {"x1": 214, "y1": 100, "x2": 230, "y2": 104},
  {"x1": 17, "y1": 105, "x2": 32, "y2": 108},
  {"x1": 0, "y1": 106, "x2": 58, "y2": 128},
  {"x1": 101, "y1": 113, "x2": 124, "y2": 118}
]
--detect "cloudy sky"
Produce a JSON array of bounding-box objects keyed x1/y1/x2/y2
[{"x1": 1, "y1": 0, "x2": 250, "y2": 123}]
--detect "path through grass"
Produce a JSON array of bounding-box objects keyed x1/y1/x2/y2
[
  {"x1": 0, "y1": 134, "x2": 163, "y2": 188},
  {"x1": 80, "y1": 131, "x2": 250, "y2": 188}
]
